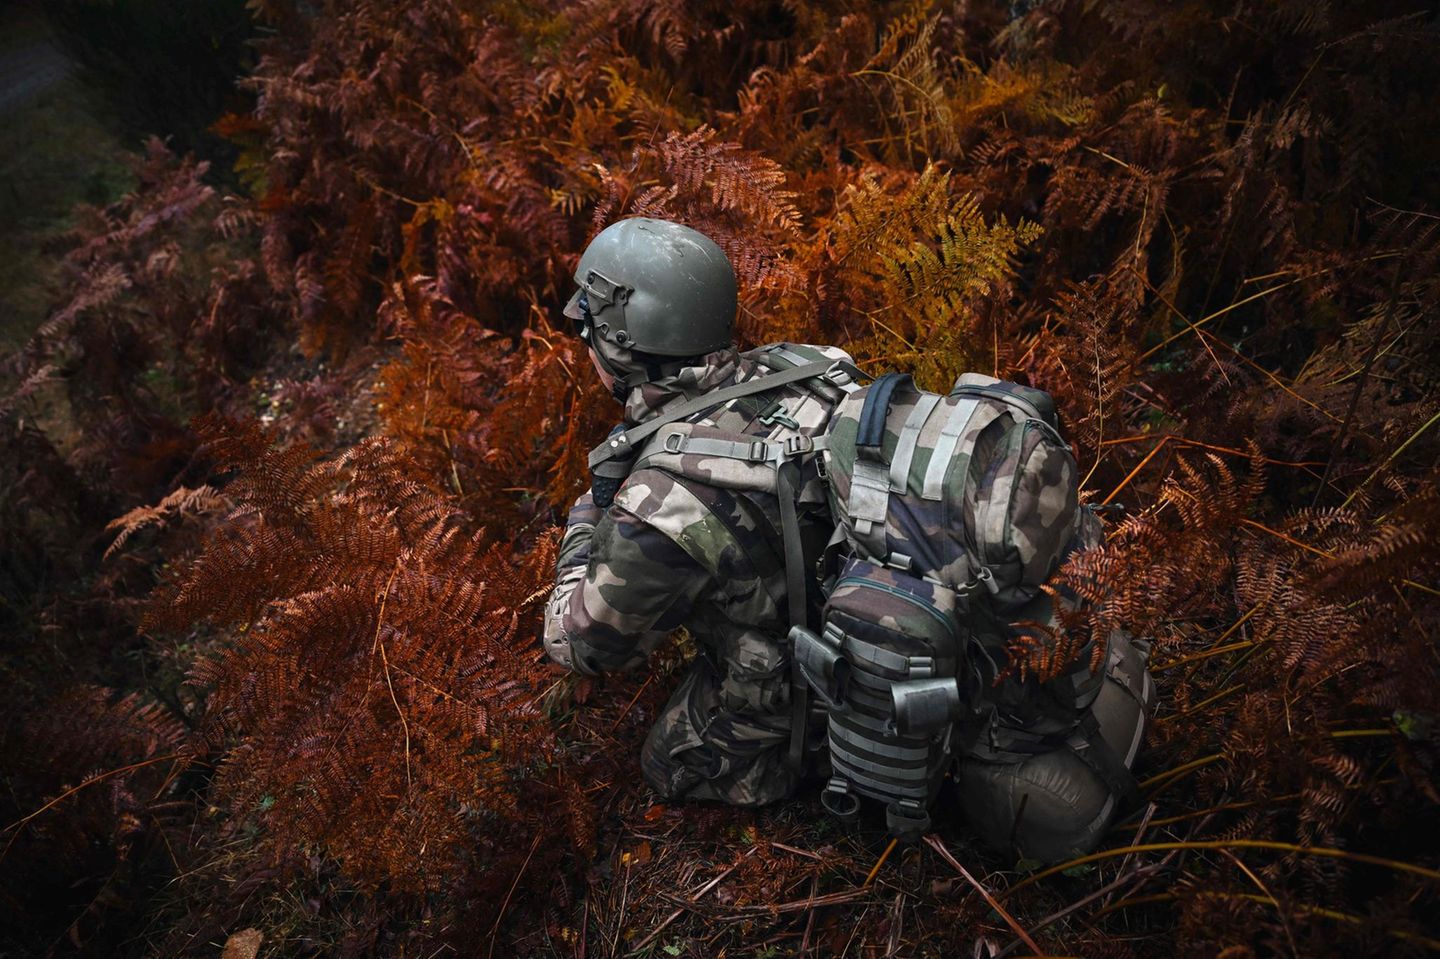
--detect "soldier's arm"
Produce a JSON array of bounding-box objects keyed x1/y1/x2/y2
[{"x1": 544, "y1": 493, "x2": 709, "y2": 675}]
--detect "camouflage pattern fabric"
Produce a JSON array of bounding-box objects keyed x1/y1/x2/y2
[
  {"x1": 823, "y1": 372, "x2": 1079, "y2": 609},
  {"x1": 544, "y1": 344, "x2": 854, "y2": 807},
  {"x1": 806, "y1": 371, "x2": 1089, "y2": 835}
]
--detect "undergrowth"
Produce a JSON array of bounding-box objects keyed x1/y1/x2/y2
[{"x1": 1, "y1": 1, "x2": 1437, "y2": 956}]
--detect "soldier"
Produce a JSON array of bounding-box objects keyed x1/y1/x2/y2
[
  {"x1": 542, "y1": 217, "x2": 856, "y2": 806},
  {"x1": 543, "y1": 218, "x2": 1153, "y2": 860}
]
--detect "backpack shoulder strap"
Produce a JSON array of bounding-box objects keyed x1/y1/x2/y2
[{"x1": 588, "y1": 360, "x2": 850, "y2": 469}]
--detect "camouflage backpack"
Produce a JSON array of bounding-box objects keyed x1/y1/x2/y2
[{"x1": 792, "y1": 371, "x2": 1093, "y2": 838}]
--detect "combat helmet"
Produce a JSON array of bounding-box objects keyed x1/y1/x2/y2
[{"x1": 563, "y1": 218, "x2": 736, "y2": 361}]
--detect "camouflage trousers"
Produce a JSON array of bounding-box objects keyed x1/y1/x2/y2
[{"x1": 640, "y1": 658, "x2": 800, "y2": 807}]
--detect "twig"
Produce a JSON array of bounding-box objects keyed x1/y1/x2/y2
[
  {"x1": 924, "y1": 835, "x2": 1044, "y2": 956},
  {"x1": 609, "y1": 677, "x2": 653, "y2": 732},
  {"x1": 577, "y1": 889, "x2": 589, "y2": 959},
  {"x1": 772, "y1": 841, "x2": 825, "y2": 861},
  {"x1": 692, "y1": 846, "x2": 755, "y2": 899},
  {"x1": 488, "y1": 831, "x2": 542, "y2": 959},
  {"x1": 716, "y1": 888, "x2": 871, "y2": 919},
  {"x1": 1340, "y1": 407, "x2": 1440, "y2": 510},
  {"x1": 865, "y1": 838, "x2": 899, "y2": 887},
  {"x1": 1136, "y1": 278, "x2": 1301, "y2": 363},
  {"x1": 628, "y1": 848, "x2": 756, "y2": 955},
  {"x1": 0, "y1": 752, "x2": 182, "y2": 863},
  {"x1": 612, "y1": 860, "x2": 631, "y2": 958},
  {"x1": 1140, "y1": 753, "x2": 1224, "y2": 792},
  {"x1": 1090, "y1": 891, "x2": 1440, "y2": 951},
  {"x1": 1099, "y1": 433, "x2": 1323, "y2": 468},
  {"x1": 372, "y1": 566, "x2": 412, "y2": 789},
  {"x1": 627, "y1": 908, "x2": 683, "y2": 956},
  {"x1": 1107, "y1": 803, "x2": 1156, "y2": 904},
  {"x1": 1163, "y1": 682, "x2": 1244, "y2": 721},
  {"x1": 1101, "y1": 435, "x2": 1169, "y2": 505},
  {"x1": 992, "y1": 859, "x2": 1172, "y2": 958},
  {"x1": 1220, "y1": 848, "x2": 1300, "y2": 957},
  {"x1": 1151, "y1": 602, "x2": 1264, "y2": 672},
  {"x1": 1004, "y1": 838, "x2": 1440, "y2": 900},
  {"x1": 885, "y1": 890, "x2": 905, "y2": 958},
  {"x1": 799, "y1": 875, "x2": 819, "y2": 956}
]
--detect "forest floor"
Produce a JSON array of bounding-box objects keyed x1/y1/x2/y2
[{"x1": 2, "y1": 3, "x2": 1437, "y2": 956}]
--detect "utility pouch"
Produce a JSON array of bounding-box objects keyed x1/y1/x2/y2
[
  {"x1": 790, "y1": 624, "x2": 848, "y2": 709},
  {"x1": 800, "y1": 557, "x2": 965, "y2": 839},
  {"x1": 891, "y1": 677, "x2": 963, "y2": 736}
]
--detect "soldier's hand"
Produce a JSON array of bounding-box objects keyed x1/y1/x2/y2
[{"x1": 542, "y1": 568, "x2": 583, "y2": 670}]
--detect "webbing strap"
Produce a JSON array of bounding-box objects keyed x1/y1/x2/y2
[
  {"x1": 954, "y1": 383, "x2": 1068, "y2": 447},
  {"x1": 921, "y1": 397, "x2": 981, "y2": 500},
  {"x1": 830, "y1": 721, "x2": 929, "y2": 762},
  {"x1": 764, "y1": 344, "x2": 822, "y2": 370},
  {"x1": 842, "y1": 633, "x2": 934, "y2": 677},
  {"x1": 777, "y1": 459, "x2": 810, "y2": 773},
  {"x1": 588, "y1": 360, "x2": 835, "y2": 468},
  {"x1": 857, "y1": 373, "x2": 909, "y2": 456},
  {"x1": 889, "y1": 392, "x2": 942, "y2": 493},
  {"x1": 636, "y1": 430, "x2": 819, "y2": 469},
  {"x1": 848, "y1": 459, "x2": 889, "y2": 538},
  {"x1": 1073, "y1": 713, "x2": 1141, "y2": 809}
]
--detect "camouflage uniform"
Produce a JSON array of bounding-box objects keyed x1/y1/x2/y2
[{"x1": 544, "y1": 344, "x2": 853, "y2": 806}]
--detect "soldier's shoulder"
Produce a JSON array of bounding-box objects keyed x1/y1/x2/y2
[{"x1": 614, "y1": 466, "x2": 743, "y2": 516}]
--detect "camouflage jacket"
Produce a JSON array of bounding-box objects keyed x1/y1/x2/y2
[{"x1": 543, "y1": 344, "x2": 856, "y2": 714}]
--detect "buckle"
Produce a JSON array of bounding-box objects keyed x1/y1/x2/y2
[
  {"x1": 758, "y1": 401, "x2": 800, "y2": 431},
  {"x1": 663, "y1": 432, "x2": 685, "y2": 453},
  {"x1": 748, "y1": 440, "x2": 770, "y2": 461},
  {"x1": 783, "y1": 435, "x2": 813, "y2": 457},
  {"x1": 822, "y1": 360, "x2": 862, "y2": 387}
]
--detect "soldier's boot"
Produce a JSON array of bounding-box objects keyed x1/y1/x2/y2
[{"x1": 641, "y1": 661, "x2": 799, "y2": 807}]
